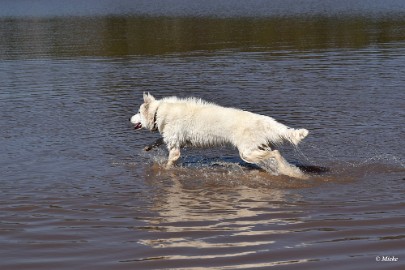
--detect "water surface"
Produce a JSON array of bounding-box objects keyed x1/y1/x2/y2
[{"x1": 1, "y1": 1, "x2": 404, "y2": 269}]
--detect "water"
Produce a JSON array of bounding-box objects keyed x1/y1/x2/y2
[{"x1": 1, "y1": 1, "x2": 404, "y2": 269}]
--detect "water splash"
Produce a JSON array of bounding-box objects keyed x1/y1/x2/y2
[{"x1": 345, "y1": 154, "x2": 405, "y2": 169}]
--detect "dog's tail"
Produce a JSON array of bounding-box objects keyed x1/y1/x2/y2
[{"x1": 286, "y1": 128, "x2": 309, "y2": 145}]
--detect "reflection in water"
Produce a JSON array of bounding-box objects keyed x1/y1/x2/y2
[
  {"x1": 1, "y1": 16, "x2": 405, "y2": 58},
  {"x1": 131, "y1": 159, "x2": 404, "y2": 268},
  {"x1": 148, "y1": 167, "x2": 291, "y2": 222},
  {"x1": 1, "y1": 1, "x2": 405, "y2": 269},
  {"x1": 135, "y1": 166, "x2": 308, "y2": 267}
]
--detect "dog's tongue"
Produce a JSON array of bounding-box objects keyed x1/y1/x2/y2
[{"x1": 134, "y1": 123, "x2": 142, "y2": 130}]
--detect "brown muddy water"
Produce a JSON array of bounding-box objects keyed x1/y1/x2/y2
[{"x1": 1, "y1": 1, "x2": 405, "y2": 269}]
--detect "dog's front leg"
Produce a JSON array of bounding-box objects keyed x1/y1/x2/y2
[
  {"x1": 144, "y1": 138, "x2": 164, "y2": 151},
  {"x1": 166, "y1": 147, "x2": 181, "y2": 169}
]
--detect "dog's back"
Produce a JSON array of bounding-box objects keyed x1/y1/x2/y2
[{"x1": 156, "y1": 97, "x2": 308, "y2": 149}]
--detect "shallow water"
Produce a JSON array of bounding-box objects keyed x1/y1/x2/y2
[{"x1": 1, "y1": 1, "x2": 405, "y2": 269}]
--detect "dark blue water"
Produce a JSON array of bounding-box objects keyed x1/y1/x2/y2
[
  {"x1": 1, "y1": 1, "x2": 404, "y2": 269},
  {"x1": 2, "y1": 0, "x2": 405, "y2": 18}
]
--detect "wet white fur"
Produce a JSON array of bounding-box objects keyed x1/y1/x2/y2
[{"x1": 131, "y1": 93, "x2": 309, "y2": 178}]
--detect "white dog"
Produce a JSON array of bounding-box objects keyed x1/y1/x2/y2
[{"x1": 130, "y1": 93, "x2": 309, "y2": 178}]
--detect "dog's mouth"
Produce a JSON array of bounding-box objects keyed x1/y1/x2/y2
[
  {"x1": 130, "y1": 113, "x2": 142, "y2": 130},
  {"x1": 134, "y1": 123, "x2": 142, "y2": 130}
]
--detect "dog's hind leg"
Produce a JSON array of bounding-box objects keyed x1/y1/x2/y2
[
  {"x1": 239, "y1": 148, "x2": 307, "y2": 179},
  {"x1": 166, "y1": 147, "x2": 181, "y2": 169},
  {"x1": 265, "y1": 150, "x2": 308, "y2": 179},
  {"x1": 239, "y1": 149, "x2": 279, "y2": 175}
]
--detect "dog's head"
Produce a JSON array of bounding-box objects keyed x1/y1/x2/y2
[{"x1": 130, "y1": 92, "x2": 159, "y2": 131}]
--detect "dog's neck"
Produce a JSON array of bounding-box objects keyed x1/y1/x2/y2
[{"x1": 151, "y1": 106, "x2": 159, "y2": 132}]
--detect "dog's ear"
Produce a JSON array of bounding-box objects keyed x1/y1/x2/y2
[{"x1": 143, "y1": 92, "x2": 156, "y2": 104}]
